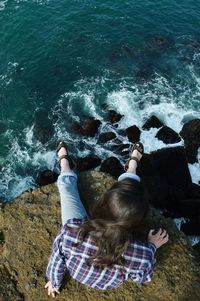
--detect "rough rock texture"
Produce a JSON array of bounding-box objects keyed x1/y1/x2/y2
[
  {"x1": 125, "y1": 125, "x2": 141, "y2": 143},
  {"x1": 97, "y1": 132, "x2": 117, "y2": 144},
  {"x1": 74, "y1": 117, "x2": 101, "y2": 137},
  {"x1": 180, "y1": 119, "x2": 200, "y2": 163},
  {"x1": 1, "y1": 171, "x2": 200, "y2": 301},
  {"x1": 35, "y1": 170, "x2": 59, "y2": 186},
  {"x1": 108, "y1": 110, "x2": 123, "y2": 124},
  {"x1": 76, "y1": 156, "x2": 101, "y2": 172},
  {"x1": 142, "y1": 115, "x2": 163, "y2": 130},
  {"x1": 100, "y1": 157, "x2": 124, "y2": 178},
  {"x1": 155, "y1": 126, "x2": 181, "y2": 144},
  {"x1": 137, "y1": 147, "x2": 193, "y2": 210}
]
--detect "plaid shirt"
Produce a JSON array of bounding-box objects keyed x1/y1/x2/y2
[{"x1": 46, "y1": 218, "x2": 156, "y2": 290}]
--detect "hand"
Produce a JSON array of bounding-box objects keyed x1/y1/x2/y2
[
  {"x1": 148, "y1": 228, "x2": 169, "y2": 249},
  {"x1": 45, "y1": 281, "x2": 60, "y2": 298}
]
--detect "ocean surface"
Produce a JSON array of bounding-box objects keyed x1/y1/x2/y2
[{"x1": 0, "y1": 0, "x2": 200, "y2": 201}]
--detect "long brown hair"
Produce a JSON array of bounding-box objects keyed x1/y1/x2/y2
[{"x1": 72, "y1": 178, "x2": 149, "y2": 268}]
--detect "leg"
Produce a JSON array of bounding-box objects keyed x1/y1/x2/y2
[
  {"x1": 118, "y1": 146, "x2": 142, "y2": 182},
  {"x1": 57, "y1": 146, "x2": 88, "y2": 226}
]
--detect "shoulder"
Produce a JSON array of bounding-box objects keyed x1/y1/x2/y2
[{"x1": 123, "y1": 241, "x2": 156, "y2": 269}]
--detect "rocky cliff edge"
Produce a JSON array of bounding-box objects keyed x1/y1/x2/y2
[{"x1": 0, "y1": 171, "x2": 200, "y2": 301}]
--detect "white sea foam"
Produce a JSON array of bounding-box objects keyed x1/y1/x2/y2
[{"x1": 0, "y1": 0, "x2": 7, "y2": 10}]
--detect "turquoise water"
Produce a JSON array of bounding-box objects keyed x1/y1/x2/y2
[{"x1": 0, "y1": 0, "x2": 200, "y2": 200}]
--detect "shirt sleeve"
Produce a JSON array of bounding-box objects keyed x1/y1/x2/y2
[
  {"x1": 46, "y1": 230, "x2": 67, "y2": 289},
  {"x1": 129, "y1": 242, "x2": 157, "y2": 284}
]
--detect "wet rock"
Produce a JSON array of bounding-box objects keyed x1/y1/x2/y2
[
  {"x1": 76, "y1": 156, "x2": 101, "y2": 172},
  {"x1": 108, "y1": 110, "x2": 123, "y2": 124},
  {"x1": 35, "y1": 170, "x2": 58, "y2": 186},
  {"x1": 100, "y1": 157, "x2": 124, "y2": 178},
  {"x1": 156, "y1": 126, "x2": 181, "y2": 144},
  {"x1": 186, "y1": 183, "x2": 200, "y2": 199},
  {"x1": 193, "y1": 242, "x2": 200, "y2": 254},
  {"x1": 74, "y1": 117, "x2": 101, "y2": 137},
  {"x1": 33, "y1": 109, "x2": 54, "y2": 144},
  {"x1": 111, "y1": 143, "x2": 130, "y2": 153},
  {"x1": 181, "y1": 216, "x2": 200, "y2": 235},
  {"x1": 33, "y1": 126, "x2": 54, "y2": 144},
  {"x1": 142, "y1": 115, "x2": 164, "y2": 130},
  {"x1": 97, "y1": 132, "x2": 117, "y2": 144},
  {"x1": 138, "y1": 147, "x2": 192, "y2": 209},
  {"x1": 169, "y1": 198, "x2": 200, "y2": 218},
  {"x1": 180, "y1": 118, "x2": 200, "y2": 163},
  {"x1": 125, "y1": 125, "x2": 141, "y2": 143},
  {"x1": 135, "y1": 64, "x2": 153, "y2": 79},
  {"x1": 150, "y1": 36, "x2": 173, "y2": 48}
]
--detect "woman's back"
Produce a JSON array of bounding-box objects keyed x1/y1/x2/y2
[{"x1": 46, "y1": 218, "x2": 156, "y2": 290}]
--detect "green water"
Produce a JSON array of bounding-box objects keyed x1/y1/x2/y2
[{"x1": 0, "y1": 0, "x2": 200, "y2": 200}]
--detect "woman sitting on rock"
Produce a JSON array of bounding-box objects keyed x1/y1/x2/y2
[{"x1": 45, "y1": 141, "x2": 169, "y2": 297}]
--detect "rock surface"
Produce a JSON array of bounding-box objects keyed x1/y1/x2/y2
[
  {"x1": 142, "y1": 115, "x2": 163, "y2": 130},
  {"x1": 155, "y1": 126, "x2": 181, "y2": 144},
  {"x1": 35, "y1": 170, "x2": 59, "y2": 186},
  {"x1": 97, "y1": 131, "x2": 117, "y2": 144},
  {"x1": 108, "y1": 110, "x2": 123, "y2": 124},
  {"x1": 76, "y1": 156, "x2": 101, "y2": 172},
  {"x1": 100, "y1": 157, "x2": 124, "y2": 178},
  {"x1": 1, "y1": 171, "x2": 200, "y2": 301},
  {"x1": 180, "y1": 118, "x2": 200, "y2": 163},
  {"x1": 74, "y1": 117, "x2": 101, "y2": 137},
  {"x1": 125, "y1": 125, "x2": 141, "y2": 143}
]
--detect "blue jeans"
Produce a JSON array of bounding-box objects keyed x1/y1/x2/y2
[{"x1": 57, "y1": 171, "x2": 141, "y2": 226}]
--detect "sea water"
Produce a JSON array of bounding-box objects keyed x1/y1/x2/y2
[{"x1": 0, "y1": 0, "x2": 200, "y2": 201}]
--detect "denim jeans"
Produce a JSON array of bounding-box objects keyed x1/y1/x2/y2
[{"x1": 57, "y1": 171, "x2": 140, "y2": 226}]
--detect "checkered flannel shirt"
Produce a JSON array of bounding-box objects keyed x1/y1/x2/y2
[{"x1": 46, "y1": 218, "x2": 156, "y2": 290}]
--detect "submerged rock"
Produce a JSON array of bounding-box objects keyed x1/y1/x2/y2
[
  {"x1": 142, "y1": 115, "x2": 164, "y2": 130},
  {"x1": 1, "y1": 171, "x2": 200, "y2": 301},
  {"x1": 97, "y1": 131, "x2": 117, "y2": 144},
  {"x1": 180, "y1": 118, "x2": 200, "y2": 163},
  {"x1": 155, "y1": 126, "x2": 181, "y2": 144},
  {"x1": 74, "y1": 117, "x2": 101, "y2": 137}
]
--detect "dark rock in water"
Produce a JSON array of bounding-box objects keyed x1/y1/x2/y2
[
  {"x1": 33, "y1": 126, "x2": 54, "y2": 144},
  {"x1": 137, "y1": 147, "x2": 192, "y2": 209},
  {"x1": 97, "y1": 132, "x2": 117, "y2": 144},
  {"x1": 181, "y1": 217, "x2": 200, "y2": 235},
  {"x1": 35, "y1": 170, "x2": 58, "y2": 186},
  {"x1": 156, "y1": 126, "x2": 181, "y2": 144},
  {"x1": 186, "y1": 183, "x2": 200, "y2": 199},
  {"x1": 111, "y1": 143, "x2": 130, "y2": 155},
  {"x1": 193, "y1": 241, "x2": 200, "y2": 254},
  {"x1": 142, "y1": 115, "x2": 164, "y2": 130},
  {"x1": 0, "y1": 121, "x2": 7, "y2": 134},
  {"x1": 108, "y1": 110, "x2": 123, "y2": 124},
  {"x1": 180, "y1": 118, "x2": 200, "y2": 163},
  {"x1": 170, "y1": 198, "x2": 200, "y2": 218},
  {"x1": 150, "y1": 36, "x2": 173, "y2": 48},
  {"x1": 135, "y1": 64, "x2": 153, "y2": 79},
  {"x1": 100, "y1": 157, "x2": 124, "y2": 178},
  {"x1": 33, "y1": 109, "x2": 54, "y2": 144},
  {"x1": 74, "y1": 117, "x2": 101, "y2": 137},
  {"x1": 76, "y1": 156, "x2": 101, "y2": 172},
  {"x1": 125, "y1": 125, "x2": 141, "y2": 143}
]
